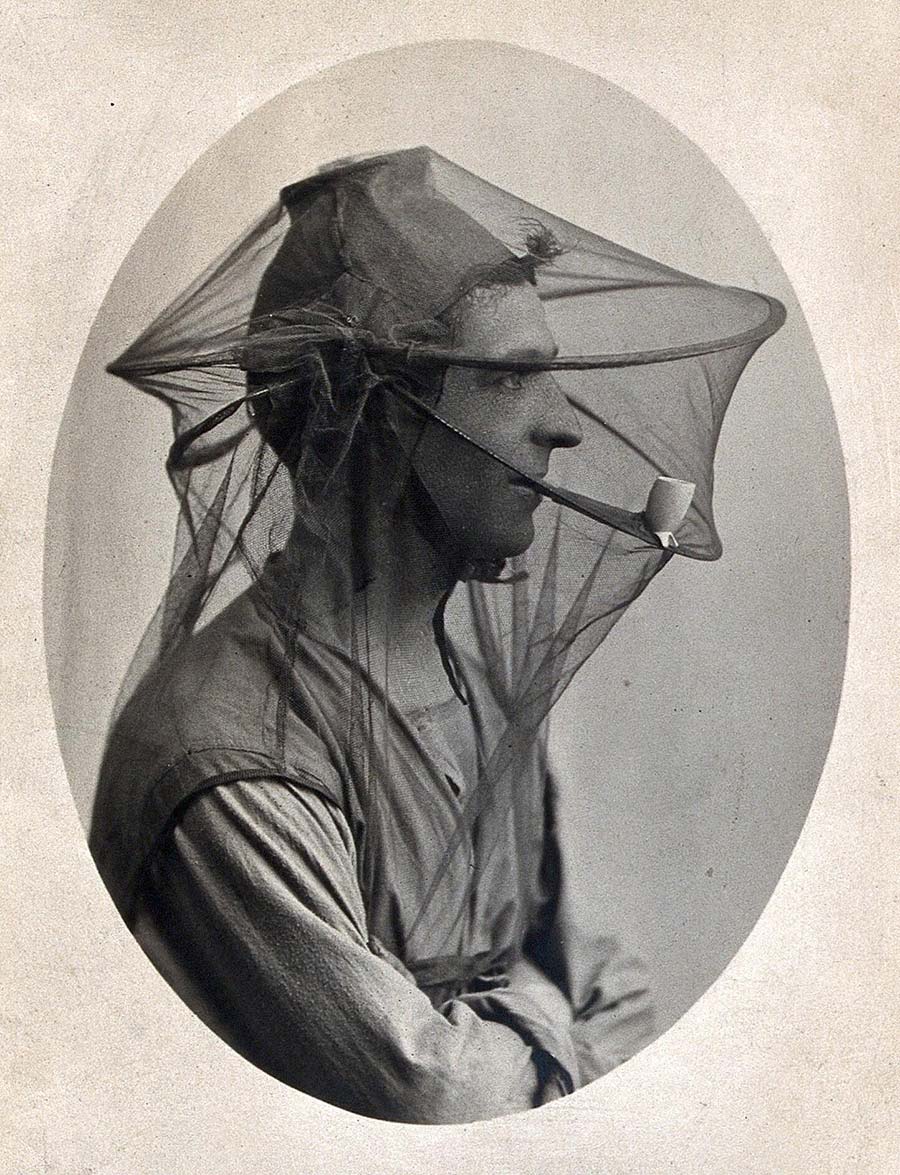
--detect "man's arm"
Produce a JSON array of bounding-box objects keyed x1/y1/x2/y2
[{"x1": 135, "y1": 777, "x2": 577, "y2": 1123}]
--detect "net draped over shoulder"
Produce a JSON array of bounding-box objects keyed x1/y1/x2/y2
[{"x1": 89, "y1": 146, "x2": 784, "y2": 1121}]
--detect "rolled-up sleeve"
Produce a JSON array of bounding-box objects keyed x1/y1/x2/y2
[{"x1": 134, "y1": 778, "x2": 575, "y2": 1123}]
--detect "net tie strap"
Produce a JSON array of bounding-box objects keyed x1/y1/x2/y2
[{"x1": 406, "y1": 946, "x2": 513, "y2": 992}]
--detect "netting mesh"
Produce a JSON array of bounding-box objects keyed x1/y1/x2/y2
[{"x1": 90, "y1": 146, "x2": 784, "y2": 1000}]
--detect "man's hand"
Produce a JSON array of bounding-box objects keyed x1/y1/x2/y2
[
  {"x1": 505, "y1": 955, "x2": 574, "y2": 1027},
  {"x1": 519, "y1": 931, "x2": 657, "y2": 1087},
  {"x1": 570, "y1": 988, "x2": 656, "y2": 1083}
]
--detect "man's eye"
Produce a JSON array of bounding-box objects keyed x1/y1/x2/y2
[{"x1": 492, "y1": 371, "x2": 527, "y2": 392}]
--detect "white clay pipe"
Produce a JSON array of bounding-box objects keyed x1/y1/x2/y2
[{"x1": 643, "y1": 476, "x2": 696, "y2": 549}]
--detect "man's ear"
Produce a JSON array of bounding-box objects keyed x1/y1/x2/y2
[{"x1": 378, "y1": 367, "x2": 445, "y2": 459}]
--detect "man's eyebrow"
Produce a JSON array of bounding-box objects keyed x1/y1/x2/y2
[{"x1": 500, "y1": 343, "x2": 560, "y2": 361}]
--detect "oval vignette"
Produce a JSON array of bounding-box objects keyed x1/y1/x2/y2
[{"x1": 43, "y1": 39, "x2": 849, "y2": 1110}]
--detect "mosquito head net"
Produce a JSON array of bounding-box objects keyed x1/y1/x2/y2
[{"x1": 91, "y1": 146, "x2": 785, "y2": 993}]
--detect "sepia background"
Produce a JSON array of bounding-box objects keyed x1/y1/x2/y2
[
  {"x1": 2, "y1": 6, "x2": 897, "y2": 1174},
  {"x1": 43, "y1": 39, "x2": 847, "y2": 1045}
]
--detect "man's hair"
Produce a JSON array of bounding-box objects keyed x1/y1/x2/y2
[{"x1": 248, "y1": 221, "x2": 562, "y2": 473}]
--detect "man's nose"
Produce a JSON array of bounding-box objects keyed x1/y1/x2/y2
[{"x1": 532, "y1": 375, "x2": 584, "y2": 450}]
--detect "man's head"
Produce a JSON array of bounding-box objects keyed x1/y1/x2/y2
[
  {"x1": 246, "y1": 148, "x2": 583, "y2": 569},
  {"x1": 409, "y1": 280, "x2": 582, "y2": 565},
  {"x1": 248, "y1": 266, "x2": 582, "y2": 570}
]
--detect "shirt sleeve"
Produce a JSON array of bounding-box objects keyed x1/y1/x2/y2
[{"x1": 134, "y1": 777, "x2": 576, "y2": 1124}]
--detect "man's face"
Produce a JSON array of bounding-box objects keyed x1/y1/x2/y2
[{"x1": 411, "y1": 282, "x2": 583, "y2": 563}]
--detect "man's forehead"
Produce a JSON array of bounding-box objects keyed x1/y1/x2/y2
[{"x1": 451, "y1": 283, "x2": 557, "y2": 360}]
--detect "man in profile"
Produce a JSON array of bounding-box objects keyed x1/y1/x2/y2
[{"x1": 91, "y1": 147, "x2": 782, "y2": 1121}]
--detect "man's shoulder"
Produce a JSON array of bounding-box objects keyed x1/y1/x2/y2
[
  {"x1": 115, "y1": 588, "x2": 278, "y2": 742},
  {"x1": 91, "y1": 586, "x2": 345, "y2": 917},
  {"x1": 96, "y1": 583, "x2": 346, "y2": 817}
]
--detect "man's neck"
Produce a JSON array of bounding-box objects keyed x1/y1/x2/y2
[
  {"x1": 282, "y1": 499, "x2": 463, "y2": 709},
  {"x1": 360, "y1": 529, "x2": 461, "y2": 711}
]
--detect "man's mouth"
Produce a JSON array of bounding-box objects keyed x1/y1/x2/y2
[{"x1": 507, "y1": 473, "x2": 545, "y2": 505}]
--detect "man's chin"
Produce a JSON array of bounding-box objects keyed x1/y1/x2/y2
[
  {"x1": 479, "y1": 520, "x2": 536, "y2": 562},
  {"x1": 503, "y1": 533, "x2": 536, "y2": 559},
  {"x1": 446, "y1": 515, "x2": 536, "y2": 569}
]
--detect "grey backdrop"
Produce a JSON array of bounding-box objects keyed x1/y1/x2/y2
[{"x1": 43, "y1": 42, "x2": 848, "y2": 1043}]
